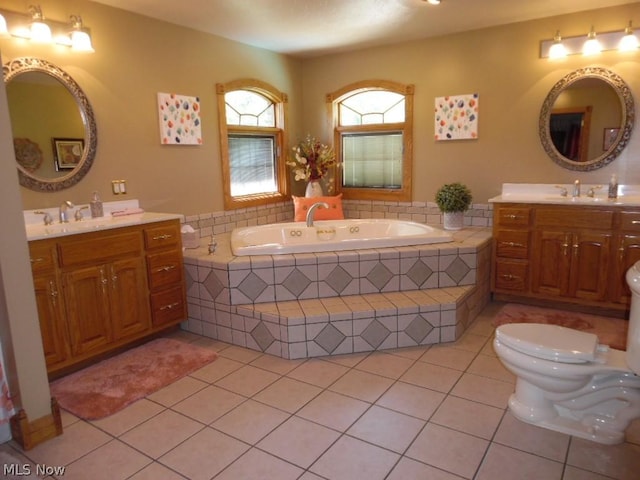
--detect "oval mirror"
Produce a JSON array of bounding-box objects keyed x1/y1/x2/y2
[
  {"x1": 3, "y1": 57, "x2": 97, "y2": 191},
  {"x1": 539, "y1": 67, "x2": 634, "y2": 171}
]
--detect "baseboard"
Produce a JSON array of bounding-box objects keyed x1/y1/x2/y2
[{"x1": 10, "y1": 397, "x2": 63, "y2": 450}]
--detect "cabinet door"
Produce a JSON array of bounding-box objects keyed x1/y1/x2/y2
[
  {"x1": 63, "y1": 265, "x2": 112, "y2": 356},
  {"x1": 109, "y1": 257, "x2": 151, "y2": 340},
  {"x1": 33, "y1": 273, "x2": 69, "y2": 368},
  {"x1": 612, "y1": 234, "x2": 640, "y2": 304},
  {"x1": 569, "y1": 231, "x2": 611, "y2": 301},
  {"x1": 531, "y1": 230, "x2": 571, "y2": 296}
]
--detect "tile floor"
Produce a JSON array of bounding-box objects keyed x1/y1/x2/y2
[{"x1": 2, "y1": 301, "x2": 640, "y2": 480}]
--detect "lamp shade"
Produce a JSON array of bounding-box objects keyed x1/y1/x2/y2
[{"x1": 71, "y1": 29, "x2": 94, "y2": 52}]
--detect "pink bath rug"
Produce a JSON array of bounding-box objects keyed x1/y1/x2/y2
[
  {"x1": 493, "y1": 303, "x2": 628, "y2": 351},
  {"x1": 50, "y1": 338, "x2": 217, "y2": 420}
]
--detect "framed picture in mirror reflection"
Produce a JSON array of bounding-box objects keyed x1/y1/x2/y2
[
  {"x1": 603, "y1": 128, "x2": 620, "y2": 152},
  {"x1": 52, "y1": 138, "x2": 84, "y2": 171}
]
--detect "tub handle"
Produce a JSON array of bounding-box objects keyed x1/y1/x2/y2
[{"x1": 349, "y1": 226, "x2": 360, "y2": 233}]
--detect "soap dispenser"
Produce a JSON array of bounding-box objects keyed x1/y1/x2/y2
[
  {"x1": 90, "y1": 191, "x2": 104, "y2": 218},
  {"x1": 608, "y1": 174, "x2": 618, "y2": 200}
]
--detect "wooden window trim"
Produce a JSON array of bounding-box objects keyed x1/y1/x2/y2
[
  {"x1": 217, "y1": 79, "x2": 289, "y2": 210},
  {"x1": 327, "y1": 80, "x2": 414, "y2": 202}
]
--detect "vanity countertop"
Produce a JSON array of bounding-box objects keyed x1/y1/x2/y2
[
  {"x1": 24, "y1": 199, "x2": 183, "y2": 241},
  {"x1": 488, "y1": 183, "x2": 640, "y2": 207}
]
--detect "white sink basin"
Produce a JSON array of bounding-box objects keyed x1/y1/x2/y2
[{"x1": 490, "y1": 184, "x2": 640, "y2": 207}]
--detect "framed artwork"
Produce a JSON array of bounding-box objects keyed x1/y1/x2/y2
[
  {"x1": 603, "y1": 127, "x2": 620, "y2": 151},
  {"x1": 52, "y1": 138, "x2": 84, "y2": 170},
  {"x1": 157, "y1": 92, "x2": 202, "y2": 145},
  {"x1": 435, "y1": 93, "x2": 479, "y2": 141}
]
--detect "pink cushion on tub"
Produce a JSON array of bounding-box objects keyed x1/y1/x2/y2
[{"x1": 293, "y1": 194, "x2": 344, "y2": 222}]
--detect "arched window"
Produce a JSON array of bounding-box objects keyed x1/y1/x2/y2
[
  {"x1": 327, "y1": 81, "x2": 414, "y2": 201},
  {"x1": 216, "y1": 79, "x2": 289, "y2": 209}
]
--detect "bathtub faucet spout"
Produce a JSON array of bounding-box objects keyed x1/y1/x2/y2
[{"x1": 306, "y1": 202, "x2": 329, "y2": 227}]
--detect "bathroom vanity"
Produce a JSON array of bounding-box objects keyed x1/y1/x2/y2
[
  {"x1": 490, "y1": 184, "x2": 640, "y2": 315},
  {"x1": 26, "y1": 213, "x2": 187, "y2": 377}
]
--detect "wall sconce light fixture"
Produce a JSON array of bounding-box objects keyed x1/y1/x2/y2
[
  {"x1": 540, "y1": 22, "x2": 638, "y2": 58},
  {"x1": 0, "y1": 4, "x2": 94, "y2": 52}
]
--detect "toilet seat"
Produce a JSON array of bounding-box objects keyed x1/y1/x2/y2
[{"x1": 496, "y1": 323, "x2": 599, "y2": 364}]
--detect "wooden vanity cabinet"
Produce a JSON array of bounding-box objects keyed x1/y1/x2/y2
[
  {"x1": 28, "y1": 219, "x2": 186, "y2": 375},
  {"x1": 492, "y1": 203, "x2": 635, "y2": 313}
]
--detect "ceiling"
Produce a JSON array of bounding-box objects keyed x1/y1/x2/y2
[{"x1": 92, "y1": 0, "x2": 638, "y2": 57}]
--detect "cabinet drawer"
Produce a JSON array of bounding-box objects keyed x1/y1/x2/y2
[
  {"x1": 150, "y1": 286, "x2": 187, "y2": 327},
  {"x1": 144, "y1": 222, "x2": 180, "y2": 250},
  {"x1": 494, "y1": 260, "x2": 528, "y2": 292},
  {"x1": 57, "y1": 231, "x2": 142, "y2": 267},
  {"x1": 496, "y1": 207, "x2": 530, "y2": 228},
  {"x1": 147, "y1": 250, "x2": 183, "y2": 290},
  {"x1": 495, "y1": 230, "x2": 529, "y2": 259},
  {"x1": 29, "y1": 241, "x2": 57, "y2": 274},
  {"x1": 618, "y1": 211, "x2": 640, "y2": 232},
  {"x1": 535, "y1": 208, "x2": 613, "y2": 229}
]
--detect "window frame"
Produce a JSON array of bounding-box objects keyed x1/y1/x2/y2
[
  {"x1": 327, "y1": 80, "x2": 414, "y2": 202},
  {"x1": 217, "y1": 79, "x2": 289, "y2": 210}
]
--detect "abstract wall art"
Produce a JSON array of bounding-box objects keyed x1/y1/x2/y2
[
  {"x1": 157, "y1": 92, "x2": 202, "y2": 145},
  {"x1": 435, "y1": 93, "x2": 479, "y2": 141}
]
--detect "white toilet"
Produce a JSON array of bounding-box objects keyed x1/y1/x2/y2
[{"x1": 493, "y1": 262, "x2": 640, "y2": 445}]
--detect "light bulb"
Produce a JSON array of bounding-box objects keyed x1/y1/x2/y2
[
  {"x1": 619, "y1": 21, "x2": 639, "y2": 52},
  {"x1": 548, "y1": 31, "x2": 567, "y2": 59},
  {"x1": 582, "y1": 27, "x2": 602, "y2": 55},
  {"x1": 0, "y1": 13, "x2": 8, "y2": 36},
  {"x1": 29, "y1": 5, "x2": 52, "y2": 43}
]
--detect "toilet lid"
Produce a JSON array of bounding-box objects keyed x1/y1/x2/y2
[{"x1": 495, "y1": 323, "x2": 598, "y2": 363}]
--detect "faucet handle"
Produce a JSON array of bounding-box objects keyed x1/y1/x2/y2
[
  {"x1": 554, "y1": 185, "x2": 568, "y2": 197},
  {"x1": 75, "y1": 206, "x2": 89, "y2": 221},
  {"x1": 587, "y1": 185, "x2": 603, "y2": 198},
  {"x1": 34, "y1": 210, "x2": 54, "y2": 226}
]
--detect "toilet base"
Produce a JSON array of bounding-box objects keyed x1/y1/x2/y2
[{"x1": 508, "y1": 394, "x2": 625, "y2": 445}]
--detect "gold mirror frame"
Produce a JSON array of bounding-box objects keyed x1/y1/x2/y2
[
  {"x1": 539, "y1": 67, "x2": 634, "y2": 172},
  {"x1": 3, "y1": 57, "x2": 97, "y2": 191}
]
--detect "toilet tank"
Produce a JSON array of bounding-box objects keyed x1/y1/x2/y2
[{"x1": 625, "y1": 261, "x2": 640, "y2": 373}]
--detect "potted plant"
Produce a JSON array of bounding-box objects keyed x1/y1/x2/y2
[{"x1": 435, "y1": 182, "x2": 472, "y2": 230}]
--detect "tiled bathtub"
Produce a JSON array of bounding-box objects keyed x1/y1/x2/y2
[{"x1": 181, "y1": 227, "x2": 492, "y2": 359}]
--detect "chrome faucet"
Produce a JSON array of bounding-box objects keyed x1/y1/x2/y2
[
  {"x1": 59, "y1": 200, "x2": 75, "y2": 223},
  {"x1": 572, "y1": 179, "x2": 581, "y2": 198},
  {"x1": 306, "y1": 201, "x2": 329, "y2": 227}
]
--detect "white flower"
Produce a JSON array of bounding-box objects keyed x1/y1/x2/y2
[{"x1": 294, "y1": 169, "x2": 307, "y2": 181}]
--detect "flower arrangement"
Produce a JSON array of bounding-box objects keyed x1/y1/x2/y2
[{"x1": 287, "y1": 135, "x2": 338, "y2": 182}]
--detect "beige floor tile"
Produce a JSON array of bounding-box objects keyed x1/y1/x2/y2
[
  {"x1": 562, "y1": 465, "x2": 616, "y2": 480},
  {"x1": 467, "y1": 353, "x2": 515, "y2": 383},
  {"x1": 387, "y1": 457, "x2": 464, "y2": 480},
  {"x1": 146, "y1": 375, "x2": 208, "y2": 407},
  {"x1": 355, "y1": 351, "x2": 414, "y2": 379},
  {"x1": 257, "y1": 416, "x2": 340, "y2": 468},
  {"x1": 451, "y1": 332, "x2": 490, "y2": 353},
  {"x1": 23, "y1": 421, "x2": 111, "y2": 467},
  {"x1": 119, "y1": 410, "x2": 203, "y2": 458},
  {"x1": 253, "y1": 377, "x2": 322, "y2": 413},
  {"x1": 62, "y1": 439, "x2": 151, "y2": 480},
  {"x1": 406, "y1": 423, "x2": 489, "y2": 479},
  {"x1": 480, "y1": 338, "x2": 497, "y2": 357},
  {"x1": 400, "y1": 361, "x2": 462, "y2": 393},
  {"x1": 328, "y1": 368, "x2": 394, "y2": 403},
  {"x1": 310, "y1": 435, "x2": 399, "y2": 480},
  {"x1": 431, "y1": 396, "x2": 503, "y2": 440},
  {"x1": 465, "y1": 315, "x2": 497, "y2": 338},
  {"x1": 347, "y1": 405, "x2": 425, "y2": 453},
  {"x1": 214, "y1": 447, "x2": 303, "y2": 480},
  {"x1": 322, "y1": 351, "x2": 370, "y2": 368},
  {"x1": 172, "y1": 385, "x2": 245, "y2": 424},
  {"x1": 250, "y1": 353, "x2": 304, "y2": 375},
  {"x1": 493, "y1": 411, "x2": 570, "y2": 462},
  {"x1": 298, "y1": 472, "x2": 326, "y2": 480},
  {"x1": 212, "y1": 399, "x2": 290, "y2": 444},
  {"x1": 191, "y1": 336, "x2": 232, "y2": 352},
  {"x1": 386, "y1": 345, "x2": 430, "y2": 360},
  {"x1": 475, "y1": 443, "x2": 563, "y2": 480},
  {"x1": 418, "y1": 344, "x2": 477, "y2": 370},
  {"x1": 567, "y1": 437, "x2": 640, "y2": 480},
  {"x1": 376, "y1": 381, "x2": 445, "y2": 420},
  {"x1": 286, "y1": 358, "x2": 350, "y2": 388},
  {"x1": 189, "y1": 356, "x2": 244, "y2": 384},
  {"x1": 214, "y1": 364, "x2": 280, "y2": 396},
  {"x1": 159, "y1": 427, "x2": 249, "y2": 480},
  {"x1": 127, "y1": 462, "x2": 188, "y2": 480},
  {"x1": 297, "y1": 390, "x2": 370, "y2": 431},
  {"x1": 90, "y1": 399, "x2": 165, "y2": 437},
  {"x1": 218, "y1": 344, "x2": 264, "y2": 363},
  {"x1": 450, "y1": 373, "x2": 514, "y2": 408},
  {"x1": 59, "y1": 409, "x2": 80, "y2": 428}
]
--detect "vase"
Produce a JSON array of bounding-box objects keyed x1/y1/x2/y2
[
  {"x1": 305, "y1": 179, "x2": 324, "y2": 197},
  {"x1": 443, "y1": 211, "x2": 464, "y2": 231}
]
